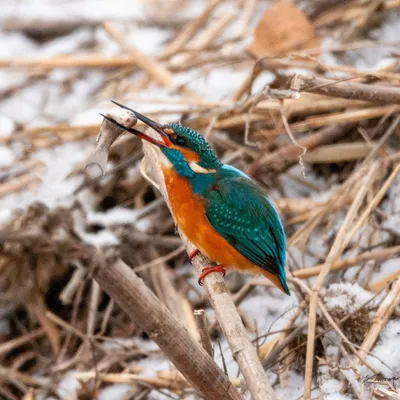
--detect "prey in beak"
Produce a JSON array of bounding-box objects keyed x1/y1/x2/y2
[{"x1": 101, "y1": 100, "x2": 173, "y2": 148}]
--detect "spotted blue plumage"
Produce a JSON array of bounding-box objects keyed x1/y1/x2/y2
[
  {"x1": 204, "y1": 166, "x2": 289, "y2": 294},
  {"x1": 161, "y1": 124, "x2": 290, "y2": 295}
]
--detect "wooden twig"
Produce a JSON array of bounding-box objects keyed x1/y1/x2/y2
[
  {"x1": 194, "y1": 309, "x2": 214, "y2": 357},
  {"x1": 0, "y1": 55, "x2": 138, "y2": 69},
  {"x1": 293, "y1": 245, "x2": 400, "y2": 279},
  {"x1": 91, "y1": 257, "x2": 241, "y2": 400},
  {"x1": 369, "y1": 270, "x2": 400, "y2": 292},
  {"x1": 141, "y1": 141, "x2": 277, "y2": 400},
  {"x1": 302, "y1": 0, "x2": 350, "y2": 19},
  {"x1": 28, "y1": 297, "x2": 60, "y2": 355},
  {"x1": 0, "y1": 173, "x2": 41, "y2": 199},
  {"x1": 290, "y1": 74, "x2": 400, "y2": 105},
  {"x1": 0, "y1": 329, "x2": 44, "y2": 356}
]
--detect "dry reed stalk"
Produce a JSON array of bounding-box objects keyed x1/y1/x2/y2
[
  {"x1": 91, "y1": 257, "x2": 242, "y2": 399},
  {"x1": 231, "y1": 62, "x2": 262, "y2": 102},
  {"x1": 260, "y1": 301, "x2": 307, "y2": 375},
  {"x1": 103, "y1": 22, "x2": 175, "y2": 88},
  {"x1": 357, "y1": 277, "x2": 400, "y2": 361},
  {"x1": 304, "y1": 0, "x2": 350, "y2": 19},
  {"x1": 59, "y1": 267, "x2": 86, "y2": 305},
  {"x1": 372, "y1": 386, "x2": 400, "y2": 399},
  {"x1": 181, "y1": 297, "x2": 201, "y2": 341},
  {"x1": 0, "y1": 330, "x2": 44, "y2": 356},
  {"x1": 260, "y1": 105, "x2": 399, "y2": 136},
  {"x1": 194, "y1": 309, "x2": 214, "y2": 357},
  {"x1": 0, "y1": 124, "x2": 99, "y2": 146},
  {"x1": 74, "y1": 371, "x2": 188, "y2": 391},
  {"x1": 148, "y1": 246, "x2": 186, "y2": 323},
  {"x1": 0, "y1": 55, "x2": 138, "y2": 69},
  {"x1": 259, "y1": 58, "x2": 400, "y2": 81},
  {"x1": 276, "y1": 198, "x2": 324, "y2": 216},
  {"x1": 314, "y1": 0, "x2": 400, "y2": 27},
  {"x1": 0, "y1": 173, "x2": 41, "y2": 199},
  {"x1": 303, "y1": 142, "x2": 374, "y2": 163},
  {"x1": 0, "y1": 366, "x2": 50, "y2": 387},
  {"x1": 275, "y1": 97, "x2": 369, "y2": 120},
  {"x1": 304, "y1": 161, "x2": 380, "y2": 400},
  {"x1": 181, "y1": 12, "x2": 234, "y2": 53},
  {"x1": 142, "y1": 141, "x2": 277, "y2": 400},
  {"x1": 251, "y1": 124, "x2": 352, "y2": 175},
  {"x1": 86, "y1": 280, "x2": 101, "y2": 337},
  {"x1": 291, "y1": 74, "x2": 400, "y2": 105},
  {"x1": 339, "y1": 163, "x2": 400, "y2": 254},
  {"x1": 158, "y1": 369, "x2": 242, "y2": 387},
  {"x1": 235, "y1": 0, "x2": 256, "y2": 34},
  {"x1": 158, "y1": 0, "x2": 225, "y2": 59},
  {"x1": 234, "y1": 94, "x2": 368, "y2": 120},
  {"x1": 289, "y1": 165, "x2": 369, "y2": 246},
  {"x1": 369, "y1": 270, "x2": 400, "y2": 292},
  {"x1": 341, "y1": 0, "x2": 383, "y2": 42},
  {"x1": 27, "y1": 297, "x2": 61, "y2": 355},
  {"x1": 294, "y1": 246, "x2": 400, "y2": 279}
]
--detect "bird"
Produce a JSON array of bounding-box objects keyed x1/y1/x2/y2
[{"x1": 102, "y1": 101, "x2": 290, "y2": 295}]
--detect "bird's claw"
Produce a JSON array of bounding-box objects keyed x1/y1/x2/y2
[
  {"x1": 198, "y1": 266, "x2": 226, "y2": 286},
  {"x1": 189, "y1": 249, "x2": 199, "y2": 263}
]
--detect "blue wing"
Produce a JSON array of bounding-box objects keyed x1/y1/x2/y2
[{"x1": 203, "y1": 166, "x2": 289, "y2": 294}]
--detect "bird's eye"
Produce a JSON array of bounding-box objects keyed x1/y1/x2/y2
[{"x1": 176, "y1": 137, "x2": 186, "y2": 146}]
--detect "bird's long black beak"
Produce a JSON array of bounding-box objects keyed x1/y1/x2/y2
[{"x1": 110, "y1": 100, "x2": 172, "y2": 147}]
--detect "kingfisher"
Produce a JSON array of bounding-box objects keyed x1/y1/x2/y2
[{"x1": 103, "y1": 101, "x2": 290, "y2": 295}]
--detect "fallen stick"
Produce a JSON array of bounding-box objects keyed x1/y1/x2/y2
[
  {"x1": 290, "y1": 74, "x2": 400, "y2": 106},
  {"x1": 142, "y1": 141, "x2": 278, "y2": 400},
  {"x1": 91, "y1": 257, "x2": 242, "y2": 400}
]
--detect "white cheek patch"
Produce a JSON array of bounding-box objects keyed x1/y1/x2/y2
[{"x1": 189, "y1": 162, "x2": 216, "y2": 174}]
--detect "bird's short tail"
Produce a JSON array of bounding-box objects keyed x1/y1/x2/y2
[
  {"x1": 279, "y1": 275, "x2": 291, "y2": 296},
  {"x1": 261, "y1": 270, "x2": 291, "y2": 295}
]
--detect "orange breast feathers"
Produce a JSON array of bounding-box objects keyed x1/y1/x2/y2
[{"x1": 161, "y1": 165, "x2": 284, "y2": 291}]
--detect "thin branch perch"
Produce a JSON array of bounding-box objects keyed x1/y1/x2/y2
[{"x1": 91, "y1": 256, "x2": 242, "y2": 400}]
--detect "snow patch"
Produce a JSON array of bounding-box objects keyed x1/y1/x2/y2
[
  {"x1": 88, "y1": 207, "x2": 138, "y2": 226},
  {"x1": 360, "y1": 320, "x2": 400, "y2": 378},
  {"x1": 324, "y1": 283, "x2": 374, "y2": 313},
  {"x1": 0, "y1": 146, "x2": 15, "y2": 167}
]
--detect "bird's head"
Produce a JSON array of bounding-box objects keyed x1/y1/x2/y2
[{"x1": 104, "y1": 102, "x2": 222, "y2": 176}]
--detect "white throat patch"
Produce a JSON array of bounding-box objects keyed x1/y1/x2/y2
[{"x1": 189, "y1": 162, "x2": 216, "y2": 174}]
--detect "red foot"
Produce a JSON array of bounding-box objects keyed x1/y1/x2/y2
[
  {"x1": 198, "y1": 265, "x2": 226, "y2": 286},
  {"x1": 189, "y1": 249, "x2": 199, "y2": 262}
]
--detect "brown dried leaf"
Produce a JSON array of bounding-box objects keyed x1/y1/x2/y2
[{"x1": 248, "y1": 0, "x2": 319, "y2": 57}]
